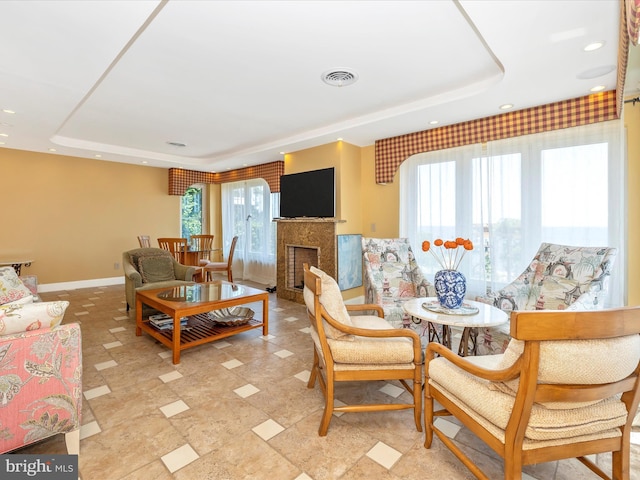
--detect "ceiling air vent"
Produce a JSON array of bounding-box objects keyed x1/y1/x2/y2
[{"x1": 321, "y1": 69, "x2": 359, "y2": 87}]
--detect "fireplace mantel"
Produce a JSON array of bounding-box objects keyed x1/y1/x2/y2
[{"x1": 275, "y1": 218, "x2": 345, "y2": 303}]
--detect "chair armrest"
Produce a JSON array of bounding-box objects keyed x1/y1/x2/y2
[
  {"x1": 346, "y1": 303, "x2": 384, "y2": 317},
  {"x1": 123, "y1": 261, "x2": 142, "y2": 287},
  {"x1": 174, "y1": 263, "x2": 196, "y2": 281},
  {"x1": 0, "y1": 323, "x2": 82, "y2": 454},
  {"x1": 425, "y1": 341, "x2": 521, "y2": 382}
]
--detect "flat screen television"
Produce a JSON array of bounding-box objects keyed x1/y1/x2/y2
[{"x1": 279, "y1": 167, "x2": 335, "y2": 218}]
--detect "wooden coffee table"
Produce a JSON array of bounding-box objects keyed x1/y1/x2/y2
[{"x1": 135, "y1": 281, "x2": 269, "y2": 364}]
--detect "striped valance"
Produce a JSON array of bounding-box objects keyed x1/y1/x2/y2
[{"x1": 168, "y1": 161, "x2": 284, "y2": 195}]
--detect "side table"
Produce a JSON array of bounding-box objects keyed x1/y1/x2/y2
[{"x1": 403, "y1": 297, "x2": 508, "y2": 356}]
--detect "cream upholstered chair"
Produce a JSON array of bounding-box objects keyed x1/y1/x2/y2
[
  {"x1": 204, "y1": 235, "x2": 238, "y2": 283},
  {"x1": 362, "y1": 237, "x2": 438, "y2": 343},
  {"x1": 475, "y1": 242, "x2": 617, "y2": 354},
  {"x1": 425, "y1": 307, "x2": 640, "y2": 480},
  {"x1": 303, "y1": 264, "x2": 423, "y2": 436}
]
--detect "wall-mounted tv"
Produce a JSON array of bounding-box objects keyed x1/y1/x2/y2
[{"x1": 279, "y1": 167, "x2": 335, "y2": 218}]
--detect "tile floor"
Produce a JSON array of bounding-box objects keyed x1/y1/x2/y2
[{"x1": 16, "y1": 282, "x2": 640, "y2": 479}]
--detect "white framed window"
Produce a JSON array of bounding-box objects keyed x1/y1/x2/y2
[{"x1": 400, "y1": 120, "x2": 625, "y2": 306}]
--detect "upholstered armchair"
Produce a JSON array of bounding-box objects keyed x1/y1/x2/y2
[
  {"x1": 362, "y1": 237, "x2": 437, "y2": 341},
  {"x1": 424, "y1": 307, "x2": 640, "y2": 480},
  {"x1": 474, "y1": 242, "x2": 617, "y2": 354},
  {"x1": 303, "y1": 264, "x2": 423, "y2": 436},
  {"x1": 123, "y1": 247, "x2": 197, "y2": 314}
]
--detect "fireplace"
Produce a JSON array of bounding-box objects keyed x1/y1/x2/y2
[
  {"x1": 275, "y1": 218, "x2": 344, "y2": 304},
  {"x1": 287, "y1": 245, "x2": 319, "y2": 291}
]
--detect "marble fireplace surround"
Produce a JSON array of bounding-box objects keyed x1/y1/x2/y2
[{"x1": 275, "y1": 218, "x2": 344, "y2": 304}]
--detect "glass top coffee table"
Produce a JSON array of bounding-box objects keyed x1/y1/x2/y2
[{"x1": 135, "y1": 281, "x2": 269, "y2": 364}]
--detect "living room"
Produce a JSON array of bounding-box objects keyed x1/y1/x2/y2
[{"x1": 2, "y1": 1, "x2": 640, "y2": 479}]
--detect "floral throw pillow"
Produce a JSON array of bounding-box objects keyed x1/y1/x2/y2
[
  {"x1": 0, "y1": 300, "x2": 69, "y2": 336},
  {"x1": 0, "y1": 267, "x2": 33, "y2": 305}
]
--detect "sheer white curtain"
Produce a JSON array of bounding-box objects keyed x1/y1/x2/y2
[
  {"x1": 221, "y1": 178, "x2": 278, "y2": 286},
  {"x1": 400, "y1": 119, "x2": 625, "y2": 306}
]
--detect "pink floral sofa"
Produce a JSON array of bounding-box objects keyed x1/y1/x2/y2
[
  {"x1": 0, "y1": 266, "x2": 81, "y2": 454},
  {"x1": 362, "y1": 238, "x2": 437, "y2": 343},
  {"x1": 474, "y1": 243, "x2": 617, "y2": 355}
]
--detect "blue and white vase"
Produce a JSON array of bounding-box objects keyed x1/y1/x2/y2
[{"x1": 434, "y1": 269, "x2": 466, "y2": 309}]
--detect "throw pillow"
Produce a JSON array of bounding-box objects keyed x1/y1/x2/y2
[
  {"x1": 0, "y1": 267, "x2": 34, "y2": 305},
  {"x1": 138, "y1": 255, "x2": 175, "y2": 283},
  {"x1": 303, "y1": 266, "x2": 353, "y2": 340},
  {"x1": 0, "y1": 300, "x2": 69, "y2": 335}
]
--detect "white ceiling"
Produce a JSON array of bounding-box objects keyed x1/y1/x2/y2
[{"x1": 0, "y1": 0, "x2": 635, "y2": 172}]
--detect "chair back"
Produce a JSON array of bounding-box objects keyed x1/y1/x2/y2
[
  {"x1": 137, "y1": 235, "x2": 151, "y2": 248},
  {"x1": 226, "y1": 236, "x2": 239, "y2": 268},
  {"x1": 158, "y1": 237, "x2": 188, "y2": 262},
  {"x1": 191, "y1": 234, "x2": 214, "y2": 263}
]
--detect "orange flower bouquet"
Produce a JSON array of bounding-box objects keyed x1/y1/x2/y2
[{"x1": 421, "y1": 237, "x2": 473, "y2": 271}]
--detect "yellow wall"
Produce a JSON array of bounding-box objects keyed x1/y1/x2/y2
[
  {"x1": 1, "y1": 148, "x2": 181, "y2": 285},
  {"x1": 625, "y1": 104, "x2": 640, "y2": 305}
]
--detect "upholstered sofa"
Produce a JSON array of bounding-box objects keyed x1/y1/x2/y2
[
  {"x1": 0, "y1": 266, "x2": 81, "y2": 454},
  {"x1": 123, "y1": 247, "x2": 197, "y2": 314}
]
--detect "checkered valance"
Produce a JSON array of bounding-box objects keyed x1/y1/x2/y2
[
  {"x1": 374, "y1": 91, "x2": 619, "y2": 184},
  {"x1": 168, "y1": 161, "x2": 284, "y2": 196}
]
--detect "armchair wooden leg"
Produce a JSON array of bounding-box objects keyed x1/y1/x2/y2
[
  {"x1": 307, "y1": 349, "x2": 319, "y2": 388},
  {"x1": 424, "y1": 391, "x2": 434, "y2": 448},
  {"x1": 413, "y1": 376, "x2": 423, "y2": 432},
  {"x1": 318, "y1": 377, "x2": 335, "y2": 436}
]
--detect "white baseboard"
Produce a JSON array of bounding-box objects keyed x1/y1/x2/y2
[{"x1": 38, "y1": 276, "x2": 124, "y2": 293}]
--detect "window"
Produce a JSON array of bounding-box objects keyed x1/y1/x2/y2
[
  {"x1": 400, "y1": 120, "x2": 625, "y2": 306},
  {"x1": 221, "y1": 179, "x2": 278, "y2": 286},
  {"x1": 181, "y1": 186, "x2": 203, "y2": 239}
]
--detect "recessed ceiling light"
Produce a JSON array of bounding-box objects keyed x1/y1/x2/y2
[
  {"x1": 0, "y1": 142, "x2": 5, "y2": 145},
  {"x1": 279, "y1": 151, "x2": 285, "y2": 155},
  {"x1": 500, "y1": 104, "x2": 514, "y2": 110},
  {"x1": 48, "y1": 148, "x2": 56, "y2": 152},
  {"x1": 243, "y1": 164, "x2": 248, "y2": 167},
  {"x1": 0, "y1": 133, "x2": 7, "y2": 137},
  {"x1": 1, "y1": 109, "x2": 15, "y2": 114},
  {"x1": 141, "y1": 160, "x2": 148, "y2": 164},
  {"x1": 321, "y1": 68, "x2": 359, "y2": 87},
  {"x1": 95, "y1": 154, "x2": 102, "y2": 158},
  {"x1": 590, "y1": 85, "x2": 606, "y2": 92},
  {"x1": 429, "y1": 120, "x2": 439, "y2": 125},
  {"x1": 584, "y1": 41, "x2": 604, "y2": 52},
  {"x1": 337, "y1": 137, "x2": 343, "y2": 141}
]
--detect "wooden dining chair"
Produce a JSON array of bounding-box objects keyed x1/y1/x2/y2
[
  {"x1": 203, "y1": 236, "x2": 238, "y2": 283},
  {"x1": 157, "y1": 237, "x2": 188, "y2": 263},
  {"x1": 190, "y1": 234, "x2": 215, "y2": 266},
  {"x1": 137, "y1": 235, "x2": 151, "y2": 248}
]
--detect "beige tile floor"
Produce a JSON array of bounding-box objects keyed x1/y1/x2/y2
[{"x1": 16, "y1": 282, "x2": 640, "y2": 479}]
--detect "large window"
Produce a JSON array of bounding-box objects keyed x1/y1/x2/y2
[
  {"x1": 221, "y1": 179, "x2": 278, "y2": 286},
  {"x1": 181, "y1": 186, "x2": 204, "y2": 239},
  {"x1": 400, "y1": 120, "x2": 625, "y2": 306}
]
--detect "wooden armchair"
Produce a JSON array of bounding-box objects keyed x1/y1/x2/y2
[
  {"x1": 303, "y1": 264, "x2": 423, "y2": 436},
  {"x1": 424, "y1": 307, "x2": 640, "y2": 480}
]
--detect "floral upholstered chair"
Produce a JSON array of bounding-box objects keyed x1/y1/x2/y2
[
  {"x1": 0, "y1": 267, "x2": 81, "y2": 454},
  {"x1": 475, "y1": 242, "x2": 617, "y2": 355},
  {"x1": 362, "y1": 238, "x2": 437, "y2": 343}
]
